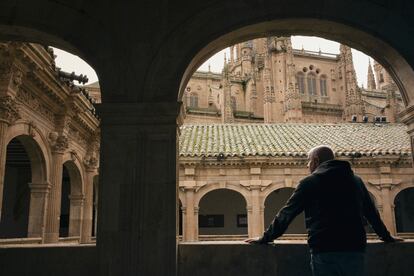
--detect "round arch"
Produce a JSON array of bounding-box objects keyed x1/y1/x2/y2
[
  {"x1": 263, "y1": 187, "x2": 306, "y2": 234},
  {"x1": 197, "y1": 188, "x2": 248, "y2": 236},
  {"x1": 0, "y1": 134, "x2": 49, "y2": 239},
  {"x1": 194, "y1": 183, "x2": 250, "y2": 208},
  {"x1": 60, "y1": 159, "x2": 84, "y2": 238},
  {"x1": 393, "y1": 187, "x2": 414, "y2": 233},
  {"x1": 6, "y1": 123, "x2": 51, "y2": 182}
]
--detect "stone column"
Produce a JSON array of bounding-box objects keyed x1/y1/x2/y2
[
  {"x1": 43, "y1": 133, "x2": 68, "y2": 243},
  {"x1": 81, "y1": 164, "x2": 97, "y2": 243},
  {"x1": 380, "y1": 184, "x2": 396, "y2": 235},
  {"x1": 0, "y1": 96, "x2": 20, "y2": 221},
  {"x1": 68, "y1": 194, "x2": 84, "y2": 237},
  {"x1": 183, "y1": 188, "x2": 197, "y2": 241},
  {"x1": 248, "y1": 186, "x2": 264, "y2": 238},
  {"x1": 96, "y1": 102, "x2": 179, "y2": 276},
  {"x1": 27, "y1": 182, "x2": 51, "y2": 238}
]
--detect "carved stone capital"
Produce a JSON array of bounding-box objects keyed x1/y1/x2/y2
[
  {"x1": 0, "y1": 96, "x2": 20, "y2": 124},
  {"x1": 83, "y1": 153, "x2": 99, "y2": 171},
  {"x1": 48, "y1": 132, "x2": 69, "y2": 153}
]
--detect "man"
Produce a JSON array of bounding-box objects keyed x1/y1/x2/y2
[{"x1": 245, "y1": 145, "x2": 402, "y2": 276}]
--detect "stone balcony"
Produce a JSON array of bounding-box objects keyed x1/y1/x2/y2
[{"x1": 0, "y1": 239, "x2": 413, "y2": 275}]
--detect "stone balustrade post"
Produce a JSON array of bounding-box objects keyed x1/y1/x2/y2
[
  {"x1": 43, "y1": 133, "x2": 68, "y2": 243},
  {"x1": 96, "y1": 102, "x2": 179, "y2": 276}
]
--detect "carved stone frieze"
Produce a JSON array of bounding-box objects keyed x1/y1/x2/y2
[
  {"x1": 0, "y1": 96, "x2": 20, "y2": 124},
  {"x1": 17, "y1": 88, "x2": 54, "y2": 122}
]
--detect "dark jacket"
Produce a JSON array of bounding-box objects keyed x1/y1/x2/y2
[{"x1": 258, "y1": 160, "x2": 393, "y2": 253}]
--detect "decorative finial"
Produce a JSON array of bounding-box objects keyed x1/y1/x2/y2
[
  {"x1": 224, "y1": 52, "x2": 227, "y2": 64},
  {"x1": 208, "y1": 64, "x2": 211, "y2": 72}
]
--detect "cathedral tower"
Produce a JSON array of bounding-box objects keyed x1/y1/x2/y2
[{"x1": 339, "y1": 44, "x2": 364, "y2": 121}]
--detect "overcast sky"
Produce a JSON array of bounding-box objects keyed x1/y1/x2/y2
[{"x1": 53, "y1": 36, "x2": 373, "y2": 87}]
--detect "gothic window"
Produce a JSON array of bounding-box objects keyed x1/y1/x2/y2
[
  {"x1": 320, "y1": 75, "x2": 328, "y2": 96},
  {"x1": 296, "y1": 72, "x2": 305, "y2": 94},
  {"x1": 189, "y1": 93, "x2": 198, "y2": 108},
  {"x1": 307, "y1": 73, "x2": 317, "y2": 95},
  {"x1": 231, "y1": 96, "x2": 237, "y2": 111}
]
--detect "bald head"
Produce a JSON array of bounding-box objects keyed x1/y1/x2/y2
[{"x1": 307, "y1": 145, "x2": 335, "y2": 173}]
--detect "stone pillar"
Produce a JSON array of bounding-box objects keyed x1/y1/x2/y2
[
  {"x1": 43, "y1": 133, "x2": 68, "y2": 243},
  {"x1": 81, "y1": 164, "x2": 97, "y2": 243},
  {"x1": 68, "y1": 194, "x2": 84, "y2": 237},
  {"x1": 380, "y1": 184, "x2": 396, "y2": 235},
  {"x1": 183, "y1": 188, "x2": 197, "y2": 241},
  {"x1": 248, "y1": 186, "x2": 264, "y2": 238},
  {"x1": 96, "y1": 102, "x2": 178, "y2": 276},
  {"x1": 27, "y1": 182, "x2": 51, "y2": 238},
  {"x1": 0, "y1": 96, "x2": 20, "y2": 221}
]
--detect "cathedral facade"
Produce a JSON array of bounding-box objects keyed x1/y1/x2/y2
[{"x1": 184, "y1": 37, "x2": 403, "y2": 124}]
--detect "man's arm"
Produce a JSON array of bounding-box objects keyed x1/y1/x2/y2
[
  {"x1": 356, "y1": 176, "x2": 398, "y2": 242},
  {"x1": 253, "y1": 181, "x2": 308, "y2": 244}
]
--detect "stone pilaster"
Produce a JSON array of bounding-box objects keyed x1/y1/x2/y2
[
  {"x1": 369, "y1": 164, "x2": 401, "y2": 235},
  {"x1": 27, "y1": 182, "x2": 51, "y2": 238},
  {"x1": 96, "y1": 102, "x2": 179, "y2": 276},
  {"x1": 182, "y1": 187, "x2": 197, "y2": 241},
  {"x1": 43, "y1": 132, "x2": 68, "y2": 243},
  {"x1": 242, "y1": 167, "x2": 268, "y2": 238},
  {"x1": 248, "y1": 186, "x2": 264, "y2": 238},
  {"x1": 0, "y1": 96, "x2": 20, "y2": 221},
  {"x1": 81, "y1": 154, "x2": 98, "y2": 243},
  {"x1": 68, "y1": 194, "x2": 84, "y2": 237}
]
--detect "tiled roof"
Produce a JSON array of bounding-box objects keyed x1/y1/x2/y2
[{"x1": 179, "y1": 124, "x2": 411, "y2": 157}]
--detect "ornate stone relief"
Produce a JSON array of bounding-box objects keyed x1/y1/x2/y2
[
  {"x1": 0, "y1": 96, "x2": 20, "y2": 124},
  {"x1": 48, "y1": 131, "x2": 68, "y2": 153},
  {"x1": 17, "y1": 88, "x2": 54, "y2": 122}
]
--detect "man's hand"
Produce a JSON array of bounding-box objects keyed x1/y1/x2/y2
[
  {"x1": 244, "y1": 237, "x2": 264, "y2": 244},
  {"x1": 382, "y1": 235, "x2": 404, "y2": 243}
]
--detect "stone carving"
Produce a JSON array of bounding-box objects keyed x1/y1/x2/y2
[
  {"x1": 48, "y1": 132, "x2": 68, "y2": 153},
  {"x1": 17, "y1": 88, "x2": 54, "y2": 122},
  {"x1": 0, "y1": 96, "x2": 20, "y2": 124},
  {"x1": 83, "y1": 153, "x2": 99, "y2": 170}
]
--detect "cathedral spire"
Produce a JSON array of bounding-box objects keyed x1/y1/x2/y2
[
  {"x1": 367, "y1": 59, "x2": 376, "y2": 90},
  {"x1": 339, "y1": 44, "x2": 364, "y2": 120},
  {"x1": 222, "y1": 59, "x2": 234, "y2": 123}
]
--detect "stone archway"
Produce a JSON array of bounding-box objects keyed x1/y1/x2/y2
[
  {"x1": 198, "y1": 188, "x2": 248, "y2": 238},
  {"x1": 0, "y1": 134, "x2": 47, "y2": 239},
  {"x1": 60, "y1": 160, "x2": 84, "y2": 238},
  {"x1": 264, "y1": 188, "x2": 306, "y2": 235},
  {"x1": 394, "y1": 187, "x2": 414, "y2": 233}
]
